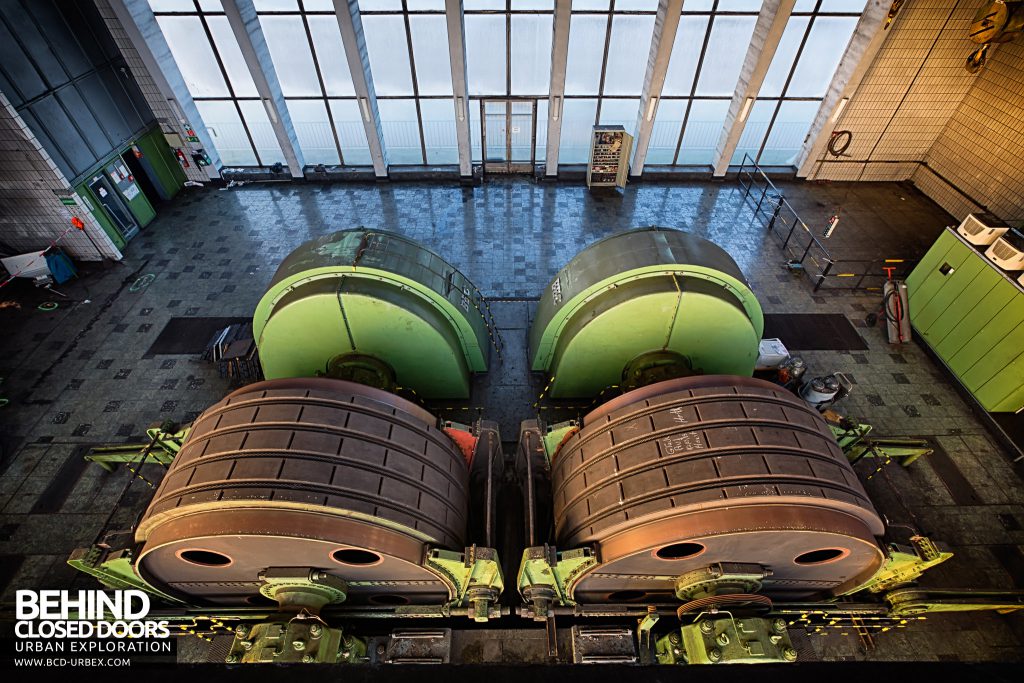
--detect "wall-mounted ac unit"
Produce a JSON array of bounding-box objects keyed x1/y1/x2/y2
[
  {"x1": 985, "y1": 231, "x2": 1024, "y2": 271},
  {"x1": 956, "y1": 212, "x2": 1009, "y2": 245}
]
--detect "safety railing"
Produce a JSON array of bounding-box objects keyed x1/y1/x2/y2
[
  {"x1": 812, "y1": 258, "x2": 919, "y2": 291},
  {"x1": 737, "y1": 154, "x2": 834, "y2": 291}
]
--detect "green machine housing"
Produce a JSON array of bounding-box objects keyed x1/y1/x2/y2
[
  {"x1": 254, "y1": 229, "x2": 494, "y2": 400},
  {"x1": 906, "y1": 228, "x2": 1024, "y2": 412},
  {"x1": 529, "y1": 227, "x2": 764, "y2": 398}
]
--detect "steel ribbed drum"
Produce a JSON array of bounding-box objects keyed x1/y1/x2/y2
[
  {"x1": 135, "y1": 378, "x2": 468, "y2": 606},
  {"x1": 551, "y1": 376, "x2": 885, "y2": 602}
]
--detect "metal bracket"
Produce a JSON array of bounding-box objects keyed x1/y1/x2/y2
[
  {"x1": 845, "y1": 536, "x2": 953, "y2": 595},
  {"x1": 67, "y1": 545, "x2": 184, "y2": 604},
  {"x1": 84, "y1": 421, "x2": 188, "y2": 472},
  {"x1": 884, "y1": 588, "x2": 1024, "y2": 616},
  {"x1": 227, "y1": 615, "x2": 366, "y2": 664},
  {"x1": 424, "y1": 545, "x2": 504, "y2": 622},
  {"x1": 829, "y1": 421, "x2": 933, "y2": 467},
  {"x1": 656, "y1": 617, "x2": 796, "y2": 665},
  {"x1": 517, "y1": 544, "x2": 598, "y2": 615}
]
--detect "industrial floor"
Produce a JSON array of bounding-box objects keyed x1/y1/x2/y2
[{"x1": 0, "y1": 177, "x2": 1022, "y2": 662}]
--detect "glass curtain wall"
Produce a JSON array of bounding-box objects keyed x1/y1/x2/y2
[
  {"x1": 559, "y1": 0, "x2": 657, "y2": 164},
  {"x1": 150, "y1": 0, "x2": 286, "y2": 166},
  {"x1": 731, "y1": 0, "x2": 864, "y2": 166},
  {"x1": 646, "y1": 0, "x2": 761, "y2": 167},
  {"x1": 254, "y1": 0, "x2": 371, "y2": 165},
  {"x1": 464, "y1": 1, "x2": 554, "y2": 163}
]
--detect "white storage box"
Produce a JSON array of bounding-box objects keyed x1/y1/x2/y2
[{"x1": 756, "y1": 338, "x2": 790, "y2": 370}]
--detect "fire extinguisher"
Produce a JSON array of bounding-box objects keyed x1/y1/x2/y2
[{"x1": 175, "y1": 148, "x2": 190, "y2": 168}]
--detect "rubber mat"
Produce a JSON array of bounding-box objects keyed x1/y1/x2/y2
[
  {"x1": 30, "y1": 445, "x2": 89, "y2": 514},
  {"x1": 925, "y1": 442, "x2": 983, "y2": 507},
  {"x1": 145, "y1": 316, "x2": 249, "y2": 357},
  {"x1": 990, "y1": 545, "x2": 1024, "y2": 589},
  {"x1": 762, "y1": 313, "x2": 868, "y2": 351}
]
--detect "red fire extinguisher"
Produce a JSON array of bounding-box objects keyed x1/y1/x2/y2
[{"x1": 175, "y1": 148, "x2": 190, "y2": 168}]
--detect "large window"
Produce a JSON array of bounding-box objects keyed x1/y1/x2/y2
[
  {"x1": 152, "y1": 1, "x2": 286, "y2": 166},
  {"x1": 359, "y1": 0, "x2": 457, "y2": 165},
  {"x1": 731, "y1": 0, "x2": 862, "y2": 166},
  {"x1": 257, "y1": 1, "x2": 370, "y2": 165},
  {"x1": 646, "y1": 1, "x2": 760, "y2": 167},
  {"x1": 465, "y1": 1, "x2": 554, "y2": 163},
  {"x1": 559, "y1": 1, "x2": 657, "y2": 163}
]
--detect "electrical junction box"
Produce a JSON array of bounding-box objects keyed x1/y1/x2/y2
[
  {"x1": 587, "y1": 126, "x2": 633, "y2": 189},
  {"x1": 906, "y1": 228, "x2": 1024, "y2": 412}
]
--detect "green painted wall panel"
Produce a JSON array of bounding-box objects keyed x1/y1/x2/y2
[
  {"x1": 975, "y1": 350, "x2": 1024, "y2": 412},
  {"x1": 947, "y1": 303, "x2": 1024, "y2": 379},
  {"x1": 959, "y1": 320, "x2": 1024, "y2": 392},
  {"x1": 905, "y1": 230, "x2": 957, "y2": 299},
  {"x1": 908, "y1": 233, "x2": 974, "y2": 319},
  {"x1": 926, "y1": 266, "x2": 1002, "y2": 349},
  {"x1": 933, "y1": 271, "x2": 1013, "y2": 361},
  {"x1": 907, "y1": 228, "x2": 1024, "y2": 412},
  {"x1": 915, "y1": 254, "x2": 986, "y2": 339}
]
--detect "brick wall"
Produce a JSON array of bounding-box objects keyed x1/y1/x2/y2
[
  {"x1": 807, "y1": 0, "x2": 980, "y2": 182},
  {"x1": 0, "y1": 93, "x2": 121, "y2": 263},
  {"x1": 93, "y1": 0, "x2": 212, "y2": 184},
  {"x1": 919, "y1": 39, "x2": 1024, "y2": 222}
]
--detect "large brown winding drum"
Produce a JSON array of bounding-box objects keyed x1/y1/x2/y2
[
  {"x1": 135, "y1": 378, "x2": 468, "y2": 606},
  {"x1": 552, "y1": 376, "x2": 885, "y2": 603}
]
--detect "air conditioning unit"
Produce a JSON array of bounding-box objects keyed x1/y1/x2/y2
[
  {"x1": 985, "y1": 230, "x2": 1024, "y2": 271},
  {"x1": 956, "y1": 212, "x2": 1009, "y2": 245}
]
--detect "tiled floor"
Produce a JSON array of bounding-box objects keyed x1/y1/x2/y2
[{"x1": 0, "y1": 177, "x2": 1021, "y2": 662}]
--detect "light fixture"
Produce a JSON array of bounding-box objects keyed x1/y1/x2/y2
[
  {"x1": 455, "y1": 96, "x2": 465, "y2": 122},
  {"x1": 359, "y1": 97, "x2": 371, "y2": 122},
  {"x1": 646, "y1": 96, "x2": 659, "y2": 122},
  {"x1": 263, "y1": 98, "x2": 278, "y2": 124},
  {"x1": 552, "y1": 96, "x2": 561, "y2": 121},
  {"x1": 738, "y1": 97, "x2": 754, "y2": 123},
  {"x1": 830, "y1": 97, "x2": 850, "y2": 123}
]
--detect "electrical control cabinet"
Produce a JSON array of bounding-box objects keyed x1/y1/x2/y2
[
  {"x1": 586, "y1": 126, "x2": 633, "y2": 189},
  {"x1": 906, "y1": 228, "x2": 1024, "y2": 412}
]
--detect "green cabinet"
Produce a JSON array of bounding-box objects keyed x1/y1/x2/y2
[{"x1": 906, "y1": 228, "x2": 1024, "y2": 412}]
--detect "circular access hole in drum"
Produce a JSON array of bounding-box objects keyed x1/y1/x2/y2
[
  {"x1": 331, "y1": 548, "x2": 382, "y2": 566},
  {"x1": 368, "y1": 594, "x2": 410, "y2": 606},
  {"x1": 794, "y1": 548, "x2": 848, "y2": 565},
  {"x1": 655, "y1": 542, "x2": 706, "y2": 560},
  {"x1": 178, "y1": 549, "x2": 232, "y2": 567},
  {"x1": 607, "y1": 590, "x2": 647, "y2": 602}
]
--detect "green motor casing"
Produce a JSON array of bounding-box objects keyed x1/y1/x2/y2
[
  {"x1": 529, "y1": 227, "x2": 763, "y2": 399},
  {"x1": 254, "y1": 229, "x2": 491, "y2": 400}
]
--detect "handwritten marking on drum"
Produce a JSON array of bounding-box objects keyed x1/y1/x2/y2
[{"x1": 662, "y1": 432, "x2": 705, "y2": 455}]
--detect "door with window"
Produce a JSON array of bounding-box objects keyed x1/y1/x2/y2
[{"x1": 481, "y1": 100, "x2": 537, "y2": 174}]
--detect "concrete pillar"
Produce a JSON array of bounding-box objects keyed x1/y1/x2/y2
[
  {"x1": 223, "y1": 0, "x2": 304, "y2": 177},
  {"x1": 333, "y1": 0, "x2": 388, "y2": 177},
  {"x1": 544, "y1": 0, "x2": 572, "y2": 177},
  {"x1": 112, "y1": 0, "x2": 223, "y2": 174},
  {"x1": 630, "y1": 0, "x2": 685, "y2": 178},
  {"x1": 796, "y1": 0, "x2": 893, "y2": 178},
  {"x1": 711, "y1": 0, "x2": 795, "y2": 177},
  {"x1": 444, "y1": 0, "x2": 472, "y2": 180}
]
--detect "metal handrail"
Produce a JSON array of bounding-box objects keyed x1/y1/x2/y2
[{"x1": 737, "y1": 154, "x2": 834, "y2": 290}]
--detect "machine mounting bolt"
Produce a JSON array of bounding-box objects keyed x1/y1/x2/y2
[
  {"x1": 376, "y1": 644, "x2": 386, "y2": 656},
  {"x1": 240, "y1": 640, "x2": 254, "y2": 651},
  {"x1": 225, "y1": 654, "x2": 239, "y2": 664},
  {"x1": 669, "y1": 632, "x2": 682, "y2": 644},
  {"x1": 292, "y1": 639, "x2": 306, "y2": 651},
  {"x1": 783, "y1": 647, "x2": 798, "y2": 662},
  {"x1": 309, "y1": 624, "x2": 323, "y2": 638},
  {"x1": 716, "y1": 632, "x2": 730, "y2": 646},
  {"x1": 708, "y1": 647, "x2": 722, "y2": 663},
  {"x1": 699, "y1": 621, "x2": 714, "y2": 634},
  {"x1": 301, "y1": 655, "x2": 314, "y2": 663},
  {"x1": 773, "y1": 618, "x2": 787, "y2": 633},
  {"x1": 235, "y1": 625, "x2": 248, "y2": 638}
]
